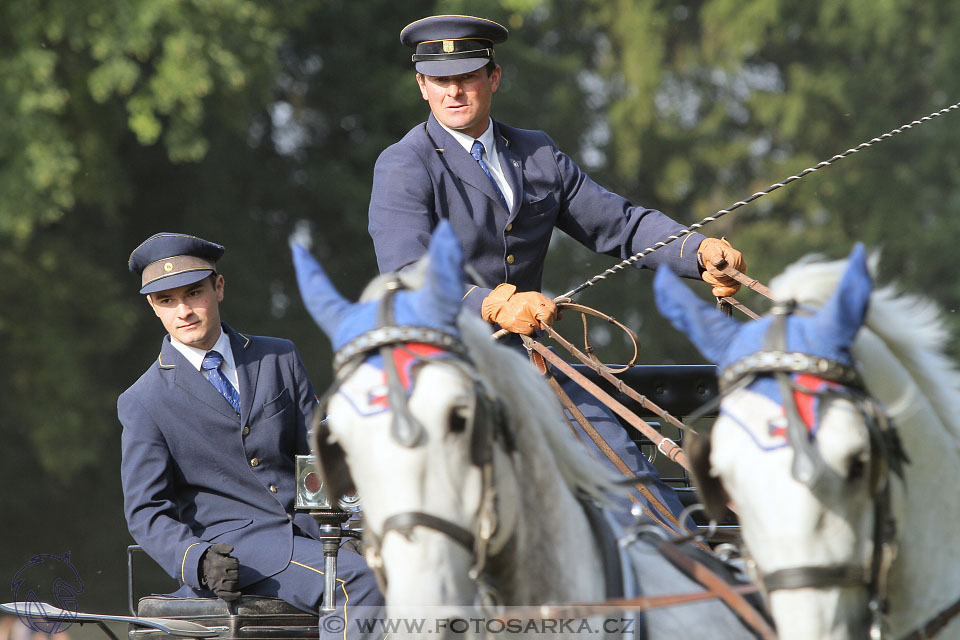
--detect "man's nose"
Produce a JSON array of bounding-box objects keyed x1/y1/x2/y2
[
  {"x1": 446, "y1": 82, "x2": 462, "y2": 97},
  {"x1": 175, "y1": 301, "x2": 193, "y2": 317}
]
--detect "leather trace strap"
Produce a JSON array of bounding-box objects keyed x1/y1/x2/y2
[{"x1": 658, "y1": 540, "x2": 777, "y2": 640}]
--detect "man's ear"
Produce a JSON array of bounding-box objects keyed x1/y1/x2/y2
[
  {"x1": 489, "y1": 65, "x2": 501, "y2": 92},
  {"x1": 416, "y1": 73, "x2": 429, "y2": 101},
  {"x1": 146, "y1": 294, "x2": 160, "y2": 318},
  {"x1": 215, "y1": 274, "x2": 225, "y2": 302}
]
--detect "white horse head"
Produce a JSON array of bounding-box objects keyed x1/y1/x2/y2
[
  {"x1": 292, "y1": 222, "x2": 771, "y2": 638},
  {"x1": 654, "y1": 245, "x2": 960, "y2": 640},
  {"x1": 292, "y1": 222, "x2": 612, "y2": 611}
]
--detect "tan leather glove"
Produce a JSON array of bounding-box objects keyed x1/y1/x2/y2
[
  {"x1": 697, "y1": 237, "x2": 747, "y2": 298},
  {"x1": 481, "y1": 283, "x2": 557, "y2": 335}
]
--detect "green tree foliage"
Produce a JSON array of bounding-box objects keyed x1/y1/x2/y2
[{"x1": 538, "y1": 0, "x2": 960, "y2": 365}]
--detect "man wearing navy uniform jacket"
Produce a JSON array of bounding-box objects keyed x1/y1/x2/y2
[
  {"x1": 368, "y1": 15, "x2": 748, "y2": 532},
  {"x1": 118, "y1": 233, "x2": 381, "y2": 639}
]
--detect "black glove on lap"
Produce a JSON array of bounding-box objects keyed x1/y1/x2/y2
[{"x1": 200, "y1": 542, "x2": 240, "y2": 601}]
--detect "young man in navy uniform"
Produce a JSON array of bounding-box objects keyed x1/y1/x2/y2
[
  {"x1": 367, "y1": 15, "x2": 748, "y2": 532},
  {"x1": 118, "y1": 233, "x2": 382, "y2": 639}
]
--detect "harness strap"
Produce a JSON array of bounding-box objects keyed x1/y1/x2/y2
[
  {"x1": 900, "y1": 595, "x2": 960, "y2": 640},
  {"x1": 579, "y1": 500, "x2": 624, "y2": 600},
  {"x1": 763, "y1": 565, "x2": 865, "y2": 591},
  {"x1": 503, "y1": 584, "x2": 761, "y2": 620},
  {"x1": 380, "y1": 511, "x2": 475, "y2": 551},
  {"x1": 521, "y1": 337, "x2": 691, "y2": 471},
  {"x1": 377, "y1": 287, "x2": 426, "y2": 447},
  {"x1": 543, "y1": 322, "x2": 690, "y2": 434},
  {"x1": 543, "y1": 371, "x2": 689, "y2": 539},
  {"x1": 766, "y1": 303, "x2": 833, "y2": 487},
  {"x1": 658, "y1": 541, "x2": 778, "y2": 640}
]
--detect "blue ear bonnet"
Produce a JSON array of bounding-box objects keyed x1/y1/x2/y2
[
  {"x1": 292, "y1": 221, "x2": 466, "y2": 353},
  {"x1": 653, "y1": 243, "x2": 872, "y2": 395}
]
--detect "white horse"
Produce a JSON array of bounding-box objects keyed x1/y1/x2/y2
[
  {"x1": 292, "y1": 221, "x2": 770, "y2": 639},
  {"x1": 654, "y1": 244, "x2": 960, "y2": 640}
]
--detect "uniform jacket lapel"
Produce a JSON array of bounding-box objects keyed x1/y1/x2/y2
[
  {"x1": 226, "y1": 323, "x2": 259, "y2": 428},
  {"x1": 427, "y1": 112, "x2": 509, "y2": 212},
  {"x1": 160, "y1": 337, "x2": 239, "y2": 421},
  {"x1": 494, "y1": 120, "x2": 523, "y2": 219}
]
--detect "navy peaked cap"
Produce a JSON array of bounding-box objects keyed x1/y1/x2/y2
[
  {"x1": 128, "y1": 232, "x2": 225, "y2": 294},
  {"x1": 400, "y1": 15, "x2": 508, "y2": 76}
]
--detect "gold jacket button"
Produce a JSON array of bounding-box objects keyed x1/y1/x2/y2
[
  {"x1": 269, "y1": 485, "x2": 278, "y2": 493},
  {"x1": 505, "y1": 223, "x2": 513, "y2": 232},
  {"x1": 242, "y1": 426, "x2": 250, "y2": 436},
  {"x1": 506, "y1": 254, "x2": 515, "y2": 264},
  {"x1": 250, "y1": 457, "x2": 260, "y2": 467}
]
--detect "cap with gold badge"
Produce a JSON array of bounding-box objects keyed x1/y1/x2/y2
[
  {"x1": 400, "y1": 15, "x2": 508, "y2": 76},
  {"x1": 128, "y1": 233, "x2": 225, "y2": 294}
]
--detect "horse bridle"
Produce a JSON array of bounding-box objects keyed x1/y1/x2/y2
[
  {"x1": 716, "y1": 300, "x2": 908, "y2": 640},
  {"x1": 313, "y1": 280, "x2": 512, "y2": 604}
]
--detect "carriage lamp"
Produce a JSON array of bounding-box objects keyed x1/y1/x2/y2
[
  {"x1": 294, "y1": 455, "x2": 362, "y2": 513},
  {"x1": 294, "y1": 455, "x2": 362, "y2": 614}
]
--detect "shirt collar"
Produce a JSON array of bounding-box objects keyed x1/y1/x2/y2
[
  {"x1": 437, "y1": 117, "x2": 497, "y2": 158},
  {"x1": 169, "y1": 325, "x2": 236, "y2": 373}
]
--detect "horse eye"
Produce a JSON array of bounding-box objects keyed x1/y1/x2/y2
[
  {"x1": 448, "y1": 404, "x2": 470, "y2": 434},
  {"x1": 846, "y1": 455, "x2": 867, "y2": 482}
]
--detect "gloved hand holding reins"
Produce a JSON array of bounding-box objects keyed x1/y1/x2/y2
[
  {"x1": 200, "y1": 542, "x2": 240, "y2": 601},
  {"x1": 481, "y1": 283, "x2": 557, "y2": 335},
  {"x1": 697, "y1": 237, "x2": 747, "y2": 298}
]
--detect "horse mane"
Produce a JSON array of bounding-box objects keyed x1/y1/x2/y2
[
  {"x1": 360, "y1": 264, "x2": 618, "y2": 504},
  {"x1": 769, "y1": 253, "x2": 960, "y2": 445},
  {"x1": 458, "y1": 312, "x2": 618, "y2": 503}
]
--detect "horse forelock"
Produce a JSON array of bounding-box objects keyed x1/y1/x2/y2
[
  {"x1": 770, "y1": 252, "x2": 960, "y2": 447},
  {"x1": 457, "y1": 312, "x2": 618, "y2": 504},
  {"x1": 360, "y1": 261, "x2": 429, "y2": 302}
]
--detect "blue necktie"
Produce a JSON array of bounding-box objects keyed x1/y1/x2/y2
[
  {"x1": 470, "y1": 140, "x2": 509, "y2": 210},
  {"x1": 202, "y1": 350, "x2": 241, "y2": 415}
]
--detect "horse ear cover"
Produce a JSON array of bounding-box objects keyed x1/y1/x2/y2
[
  {"x1": 808, "y1": 242, "x2": 871, "y2": 355},
  {"x1": 292, "y1": 220, "x2": 466, "y2": 352},
  {"x1": 411, "y1": 220, "x2": 466, "y2": 325},
  {"x1": 653, "y1": 266, "x2": 743, "y2": 365}
]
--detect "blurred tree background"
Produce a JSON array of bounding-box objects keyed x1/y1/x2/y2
[{"x1": 3, "y1": 0, "x2": 959, "y2": 613}]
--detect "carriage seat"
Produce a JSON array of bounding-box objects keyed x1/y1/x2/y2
[{"x1": 133, "y1": 595, "x2": 318, "y2": 640}]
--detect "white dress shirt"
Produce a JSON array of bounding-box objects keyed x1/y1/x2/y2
[
  {"x1": 169, "y1": 326, "x2": 241, "y2": 394},
  {"x1": 438, "y1": 117, "x2": 515, "y2": 211}
]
